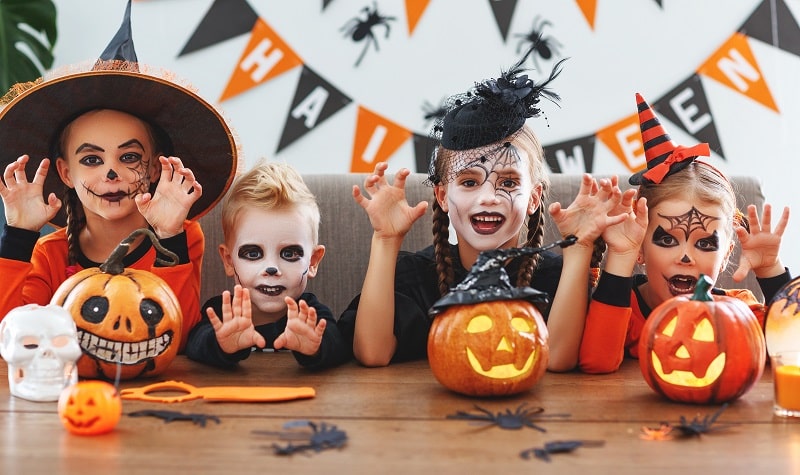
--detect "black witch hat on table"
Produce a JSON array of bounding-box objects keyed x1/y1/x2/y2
[
  {"x1": 429, "y1": 236, "x2": 577, "y2": 316},
  {"x1": 0, "y1": 0, "x2": 238, "y2": 227}
]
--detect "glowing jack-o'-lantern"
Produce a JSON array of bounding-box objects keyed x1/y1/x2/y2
[
  {"x1": 58, "y1": 380, "x2": 121, "y2": 435},
  {"x1": 51, "y1": 229, "x2": 182, "y2": 380},
  {"x1": 638, "y1": 275, "x2": 766, "y2": 404},
  {"x1": 765, "y1": 276, "x2": 800, "y2": 356},
  {"x1": 427, "y1": 242, "x2": 574, "y2": 397}
]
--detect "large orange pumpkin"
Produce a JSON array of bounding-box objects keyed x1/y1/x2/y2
[
  {"x1": 765, "y1": 276, "x2": 800, "y2": 357},
  {"x1": 638, "y1": 275, "x2": 766, "y2": 404},
  {"x1": 51, "y1": 229, "x2": 182, "y2": 380},
  {"x1": 428, "y1": 299, "x2": 549, "y2": 396},
  {"x1": 58, "y1": 380, "x2": 122, "y2": 436}
]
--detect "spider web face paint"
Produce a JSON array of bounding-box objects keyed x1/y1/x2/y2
[
  {"x1": 446, "y1": 140, "x2": 524, "y2": 186},
  {"x1": 658, "y1": 207, "x2": 720, "y2": 240}
]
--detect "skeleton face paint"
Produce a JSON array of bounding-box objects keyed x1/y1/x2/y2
[
  {"x1": 221, "y1": 207, "x2": 323, "y2": 324},
  {"x1": 640, "y1": 199, "x2": 730, "y2": 309}
]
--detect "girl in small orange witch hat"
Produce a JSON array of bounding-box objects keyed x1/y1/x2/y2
[
  {"x1": 0, "y1": 0, "x2": 238, "y2": 353},
  {"x1": 578, "y1": 93, "x2": 791, "y2": 374}
]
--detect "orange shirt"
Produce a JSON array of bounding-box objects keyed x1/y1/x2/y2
[{"x1": 0, "y1": 221, "x2": 203, "y2": 352}]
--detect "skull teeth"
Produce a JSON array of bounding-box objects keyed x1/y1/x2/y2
[{"x1": 77, "y1": 330, "x2": 172, "y2": 365}]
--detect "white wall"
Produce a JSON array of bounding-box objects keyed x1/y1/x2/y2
[{"x1": 52, "y1": 0, "x2": 799, "y2": 268}]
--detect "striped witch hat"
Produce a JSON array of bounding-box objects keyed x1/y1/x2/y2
[{"x1": 628, "y1": 93, "x2": 710, "y2": 185}]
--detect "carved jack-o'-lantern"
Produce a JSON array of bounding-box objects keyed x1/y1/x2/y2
[
  {"x1": 58, "y1": 380, "x2": 121, "y2": 436},
  {"x1": 765, "y1": 276, "x2": 800, "y2": 357},
  {"x1": 427, "y1": 242, "x2": 574, "y2": 397},
  {"x1": 51, "y1": 229, "x2": 182, "y2": 380},
  {"x1": 428, "y1": 300, "x2": 549, "y2": 396},
  {"x1": 638, "y1": 275, "x2": 766, "y2": 404}
]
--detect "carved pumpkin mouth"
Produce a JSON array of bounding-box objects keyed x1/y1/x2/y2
[
  {"x1": 650, "y1": 350, "x2": 726, "y2": 387},
  {"x1": 466, "y1": 347, "x2": 535, "y2": 379},
  {"x1": 77, "y1": 329, "x2": 173, "y2": 365},
  {"x1": 63, "y1": 416, "x2": 100, "y2": 428}
]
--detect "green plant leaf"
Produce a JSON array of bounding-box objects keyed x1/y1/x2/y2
[{"x1": 0, "y1": 0, "x2": 57, "y2": 94}]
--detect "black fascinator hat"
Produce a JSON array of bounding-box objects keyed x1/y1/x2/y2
[
  {"x1": 429, "y1": 236, "x2": 576, "y2": 316},
  {"x1": 427, "y1": 42, "x2": 566, "y2": 185}
]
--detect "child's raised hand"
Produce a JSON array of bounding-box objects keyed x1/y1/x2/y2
[
  {"x1": 352, "y1": 162, "x2": 428, "y2": 240},
  {"x1": 548, "y1": 174, "x2": 630, "y2": 248},
  {"x1": 733, "y1": 204, "x2": 789, "y2": 281},
  {"x1": 274, "y1": 297, "x2": 326, "y2": 356},
  {"x1": 207, "y1": 285, "x2": 266, "y2": 354},
  {"x1": 0, "y1": 155, "x2": 61, "y2": 231},
  {"x1": 603, "y1": 191, "x2": 648, "y2": 256},
  {"x1": 136, "y1": 155, "x2": 203, "y2": 239}
]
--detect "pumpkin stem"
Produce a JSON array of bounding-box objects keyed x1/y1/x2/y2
[
  {"x1": 99, "y1": 228, "x2": 179, "y2": 275},
  {"x1": 692, "y1": 275, "x2": 714, "y2": 302}
]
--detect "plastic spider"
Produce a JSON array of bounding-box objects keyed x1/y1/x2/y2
[
  {"x1": 446, "y1": 403, "x2": 570, "y2": 432},
  {"x1": 341, "y1": 2, "x2": 396, "y2": 67},
  {"x1": 639, "y1": 404, "x2": 736, "y2": 440},
  {"x1": 253, "y1": 420, "x2": 348, "y2": 456},
  {"x1": 128, "y1": 409, "x2": 220, "y2": 427},
  {"x1": 520, "y1": 439, "x2": 605, "y2": 462},
  {"x1": 513, "y1": 16, "x2": 563, "y2": 70}
]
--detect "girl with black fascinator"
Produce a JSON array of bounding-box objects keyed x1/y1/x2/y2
[{"x1": 339, "y1": 49, "x2": 632, "y2": 370}]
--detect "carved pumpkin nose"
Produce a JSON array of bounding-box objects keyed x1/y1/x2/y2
[{"x1": 496, "y1": 337, "x2": 513, "y2": 353}]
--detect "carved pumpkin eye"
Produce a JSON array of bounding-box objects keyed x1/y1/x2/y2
[
  {"x1": 467, "y1": 315, "x2": 492, "y2": 333},
  {"x1": 81, "y1": 296, "x2": 109, "y2": 323},
  {"x1": 511, "y1": 317, "x2": 532, "y2": 333},
  {"x1": 140, "y1": 299, "x2": 164, "y2": 326}
]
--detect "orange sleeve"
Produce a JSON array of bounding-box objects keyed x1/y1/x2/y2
[
  {"x1": 149, "y1": 220, "x2": 204, "y2": 353},
  {"x1": 579, "y1": 299, "x2": 632, "y2": 374}
]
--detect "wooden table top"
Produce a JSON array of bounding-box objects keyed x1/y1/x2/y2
[{"x1": 1, "y1": 351, "x2": 798, "y2": 474}]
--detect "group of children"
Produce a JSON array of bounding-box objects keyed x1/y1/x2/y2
[{"x1": 0, "y1": 4, "x2": 791, "y2": 377}]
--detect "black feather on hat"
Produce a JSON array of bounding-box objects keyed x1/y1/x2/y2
[
  {"x1": 0, "y1": 0, "x2": 238, "y2": 227},
  {"x1": 428, "y1": 236, "x2": 577, "y2": 317}
]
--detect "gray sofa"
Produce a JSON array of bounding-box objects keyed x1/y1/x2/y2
[{"x1": 197, "y1": 173, "x2": 766, "y2": 316}]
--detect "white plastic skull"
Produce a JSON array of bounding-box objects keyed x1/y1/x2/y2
[{"x1": 0, "y1": 304, "x2": 82, "y2": 402}]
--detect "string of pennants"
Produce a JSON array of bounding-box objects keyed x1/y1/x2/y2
[{"x1": 170, "y1": 0, "x2": 798, "y2": 174}]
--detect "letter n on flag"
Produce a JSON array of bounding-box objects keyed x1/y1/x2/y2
[
  {"x1": 219, "y1": 18, "x2": 303, "y2": 102},
  {"x1": 351, "y1": 106, "x2": 412, "y2": 172}
]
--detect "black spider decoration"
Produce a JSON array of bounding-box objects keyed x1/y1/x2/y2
[
  {"x1": 640, "y1": 404, "x2": 737, "y2": 440},
  {"x1": 341, "y1": 2, "x2": 396, "y2": 67},
  {"x1": 253, "y1": 420, "x2": 348, "y2": 456},
  {"x1": 446, "y1": 403, "x2": 570, "y2": 432},
  {"x1": 513, "y1": 16, "x2": 563, "y2": 71},
  {"x1": 520, "y1": 440, "x2": 605, "y2": 462},
  {"x1": 128, "y1": 409, "x2": 220, "y2": 427}
]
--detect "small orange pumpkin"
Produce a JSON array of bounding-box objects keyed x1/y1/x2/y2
[
  {"x1": 428, "y1": 299, "x2": 549, "y2": 396},
  {"x1": 638, "y1": 275, "x2": 766, "y2": 404},
  {"x1": 765, "y1": 276, "x2": 800, "y2": 356},
  {"x1": 58, "y1": 380, "x2": 122, "y2": 436},
  {"x1": 51, "y1": 229, "x2": 182, "y2": 380}
]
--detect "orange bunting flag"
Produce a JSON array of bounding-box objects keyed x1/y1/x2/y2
[
  {"x1": 596, "y1": 111, "x2": 646, "y2": 174},
  {"x1": 698, "y1": 32, "x2": 778, "y2": 113},
  {"x1": 351, "y1": 106, "x2": 412, "y2": 173},
  {"x1": 405, "y1": 0, "x2": 431, "y2": 35},
  {"x1": 576, "y1": 0, "x2": 597, "y2": 30},
  {"x1": 219, "y1": 18, "x2": 303, "y2": 102}
]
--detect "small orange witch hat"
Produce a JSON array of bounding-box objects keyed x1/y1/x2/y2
[{"x1": 629, "y1": 93, "x2": 710, "y2": 185}]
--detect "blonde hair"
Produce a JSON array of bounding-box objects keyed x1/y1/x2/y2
[
  {"x1": 221, "y1": 160, "x2": 320, "y2": 245},
  {"x1": 431, "y1": 124, "x2": 549, "y2": 295}
]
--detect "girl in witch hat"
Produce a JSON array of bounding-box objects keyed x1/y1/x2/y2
[
  {"x1": 0, "y1": 0, "x2": 238, "y2": 352},
  {"x1": 579, "y1": 93, "x2": 791, "y2": 374},
  {"x1": 340, "y1": 46, "x2": 631, "y2": 370}
]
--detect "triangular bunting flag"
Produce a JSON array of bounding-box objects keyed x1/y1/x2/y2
[
  {"x1": 412, "y1": 133, "x2": 437, "y2": 174},
  {"x1": 489, "y1": 0, "x2": 518, "y2": 42},
  {"x1": 655, "y1": 75, "x2": 725, "y2": 160},
  {"x1": 697, "y1": 32, "x2": 778, "y2": 112},
  {"x1": 739, "y1": 0, "x2": 800, "y2": 58},
  {"x1": 596, "y1": 112, "x2": 645, "y2": 173},
  {"x1": 351, "y1": 106, "x2": 412, "y2": 172},
  {"x1": 405, "y1": 0, "x2": 431, "y2": 35},
  {"x1": 575, "y1": 0, "x2": 597, "y2": 30},
  {"x1": 219, "y1": 18, "x2": 304, "y2": 102},
  {"x1": 178, "y1": 0, "x2": 259, "y2": 57},
  {"x1": 276, "y1": 66, "x2": 353, "y2": 153},
  {"x1": 543, "y1": 135, "x2": 596, "y2": 174}
]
